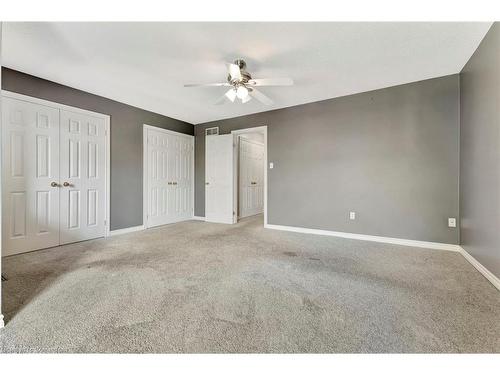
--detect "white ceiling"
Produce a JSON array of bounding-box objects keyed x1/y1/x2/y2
[{"x1": 2, "y1": 22, "x2": 492, "y2": 124}]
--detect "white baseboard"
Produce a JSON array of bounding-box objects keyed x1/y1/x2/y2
[
  {"x1": 264, "y1": 224, "x2": 461, "y2": 252},
  {"x1": 192, "y1": 216, "x2": 206, "y2": 221},
  {"x1": 459, "y1": 246, "x2": 500, "y2": 291},
  {"x1": 0, "y1": 314, "x2": 4, "y2": 329},
  {"x1": 109, "y1": 225, "x2": 145, "y2": 237}
]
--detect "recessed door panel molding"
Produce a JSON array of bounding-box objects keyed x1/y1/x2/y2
[
  {"x1": 1, "y1": 91, "x2": 110, "y2": 256},
  {"x1": 35, "y1": 190, "x2": 50, "y2": 234},
  {"x1": 143, "y1": 125, "x2": 194, "y2": 228}
]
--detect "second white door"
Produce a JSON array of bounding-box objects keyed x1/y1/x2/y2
[
  {"x1": 59, "y1": 110, "x2": 107, "y2": 244},
  {"x1": 205, "y1": 134, "x2": 235, "y2": 224}
]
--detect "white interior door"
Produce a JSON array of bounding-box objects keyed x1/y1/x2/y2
[
  {"x1": 59, "y1": 110, "x2": 106, "y2": 245},
  {"x1": 174, "y1": 135, "x2": 194, "y2": 221},
  {"x1": 238, "y1": 137, "x2": 264, "y2": 218},
  {"x1": 145, "y1": 127, "x2": 193, "y2": 228},
  {"x1": 205, "y1": 134, "x2": 235, "y2": 224},
  {"x1": 1, "y1": 97, "x2": 61, "y2": 255}
]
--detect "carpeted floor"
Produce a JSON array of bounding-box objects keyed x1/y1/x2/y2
[{"x1": 0, "y1": 215, "x2": 499, "y2": 353}]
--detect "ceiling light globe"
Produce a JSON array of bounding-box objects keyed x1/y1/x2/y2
[{"x1": 236, "y1": 85, "x2": 249, "y2": 99}]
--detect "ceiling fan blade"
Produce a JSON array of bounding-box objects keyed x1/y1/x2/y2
[
  {"x1": 184, "y1": 82, "x2": 230, "y2": 87},
  {"x1": 247, "y1": 78, "x2": 294, "y2": 86},
  {"x1": 250, "y1": 88, "x2": 273, "y2": 105},
  {"x1": 226, "y1": 63, "x2": 242, "y2": 81}
]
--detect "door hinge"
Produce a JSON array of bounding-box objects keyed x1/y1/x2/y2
[{"x1": 104, "y1": 220, "x2": 107, "y2": 226}]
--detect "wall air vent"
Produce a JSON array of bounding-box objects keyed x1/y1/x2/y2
[{"x1": 205, "y1": 127, "x2": 219, "y2": 136}]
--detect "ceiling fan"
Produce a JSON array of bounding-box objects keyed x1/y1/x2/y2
[{"x1": 184, "y1": 59, "x2": 293, "y2": 105}]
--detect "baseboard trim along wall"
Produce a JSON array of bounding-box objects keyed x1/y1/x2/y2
[
  {"x1": 459, "y1": 247, "x2": 500, "y2": 291},
  {"x1": 193, "y1": 216, "x2": 206, "y2": 221},
  {"x1": 264, "y1": 224, "x2": 461, "y2": 252},
  {"x1": 265, "y1": 223, "x2": 500, "y2": 291},
  {"x1": 109, "y1": 225, "x2": 145, "y2": 237},
  {"x1": 0, "y1": 314, "x2": 4, "y2": 329}
]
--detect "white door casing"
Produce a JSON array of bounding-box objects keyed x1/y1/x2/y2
[
  {"x1": 238, "y1": 137, "x2": 264, "y2": 218},
  {"x1": 205, "y1": 134, "x2": 235, "y2": 224},
  {"x1": 143, "y1": 125, "x2": 193, "y2": 228},
  {"x1": 1, "y1": 91, "x2": 110, "y2": 256},
  {"x1": 1, "y1": 97, "x2": 61, "y2": 254},
  {"x1": 59, "y1": 110, "x2": 107, "y2": 244}
]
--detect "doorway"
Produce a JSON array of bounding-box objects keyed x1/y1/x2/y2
[
  {"x1": 236, "y1": 133, "x2": 265, "y2": 219},
  {"x1": 232, "y1": 127, "x2": 267, "y2": 225},
  {"x1": 143, "y1": 125, "x2": 194, "y2": 229},
  {"x1": 204, "y1": 126, "x2": 267, "y2": 226}
]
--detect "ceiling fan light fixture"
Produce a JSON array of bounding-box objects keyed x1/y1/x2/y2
[{"x1": 236, "y1": 85, "x2": 249, "y2": 100}]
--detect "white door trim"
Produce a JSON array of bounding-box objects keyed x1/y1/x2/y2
[
  {"x1": 142, "y1": 124, "x2": 194, "y2": 229},
  {"x1": 231, "y1": 126, "x2": 268, "y2": 226},
  {"x1": 1, "y1": 90, "x2": 111, "y2": 241}
]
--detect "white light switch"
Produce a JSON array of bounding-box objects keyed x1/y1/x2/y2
[
  {"x1": 349, "y1": 212, "x2": 356, "y2": 220},
  {"x1": 269, "y1": 162, "x2": 274, "y2": 169},
  {"x1": 448, "y1": 218, "x2": 456, "y2": 228}
]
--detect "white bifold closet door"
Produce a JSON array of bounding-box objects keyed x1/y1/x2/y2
[
  {"x1": 238, "y1": 137, "x2": 264, "y2": 218},
  {"x1": 145, "y1": 126, "x2": 193, "y2": 228},
  {"x1": 2, "y1": 97, "x2": 61, "y2": 254},
  {"x1": 1, "y1": 95, "x2": 108, "y2": 256}
]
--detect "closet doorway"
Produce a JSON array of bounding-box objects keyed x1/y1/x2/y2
[
  {"x1": 1, "y1": 91, "x2": 110, "y2": 256},
  {"x1": 143, "y1": 125, "x2": 194, "y2": 228}
]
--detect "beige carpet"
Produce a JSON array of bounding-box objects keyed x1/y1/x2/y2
[{"x1": 1, "y1": 215, "x2": 499, "y2": 353}]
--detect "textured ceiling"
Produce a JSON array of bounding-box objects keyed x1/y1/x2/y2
[{"x1": 2, "y1": 22, "x2": 492, "y2": 124}]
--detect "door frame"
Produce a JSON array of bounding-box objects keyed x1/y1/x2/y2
[
  {"x1": 231, "y1": 126, "x2": 268, "y2": 226},
  {"x1": 1, "y1": 90, "x2": 111, "y2": 239},
  {"x1": 142, "y1": 124, "x2": 195, "y2": 229}
]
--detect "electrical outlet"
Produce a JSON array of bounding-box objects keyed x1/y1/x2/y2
[
  {"x1": 269, "y1": 162, "x2": 274, "y2": 169},
  {"x1": 448, "y1": 218, "x2": 456, "y2": 228},
  {"x1": 349, "y1": 212, "x2": 356, "y2": 220}
]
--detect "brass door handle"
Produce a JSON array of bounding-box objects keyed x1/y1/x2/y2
[
  {"x1": 205, "y1": 182, "x2": 209, "y2": 185},
  {"x1": 63, "y1": 182, "x2": 71, "y2": 187},
  {"x1": 168, "y1": 182, "x2": 172, "y2": 185},
  {"x1": 173, "y1": 182, "x2": 178, "y2": 185},
  {"x1": 50, "y1": 182, "x2": 59, "y2": 187}
]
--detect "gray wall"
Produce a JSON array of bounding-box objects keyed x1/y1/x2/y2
[
  {"x1": 460, "y1": 23, "x2": 500, "y2": 278},
  {"x1": 196, "y1": 75, "x2": 460, "y2": 244},
  {"x1": 1, "y1": 67, "x2": 193, "y2": 231}
]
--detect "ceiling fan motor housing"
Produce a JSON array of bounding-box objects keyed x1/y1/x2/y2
[{"x1": 228, "y1": 59, "x2": 252, "y2": 84}]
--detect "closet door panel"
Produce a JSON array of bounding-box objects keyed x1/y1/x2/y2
[
  {"x1": 59, "y1": 110, "x2": 106, "y2": 244},
  {"x1": 1, "y1": 97, "x2": 60, "y2": 255}
]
